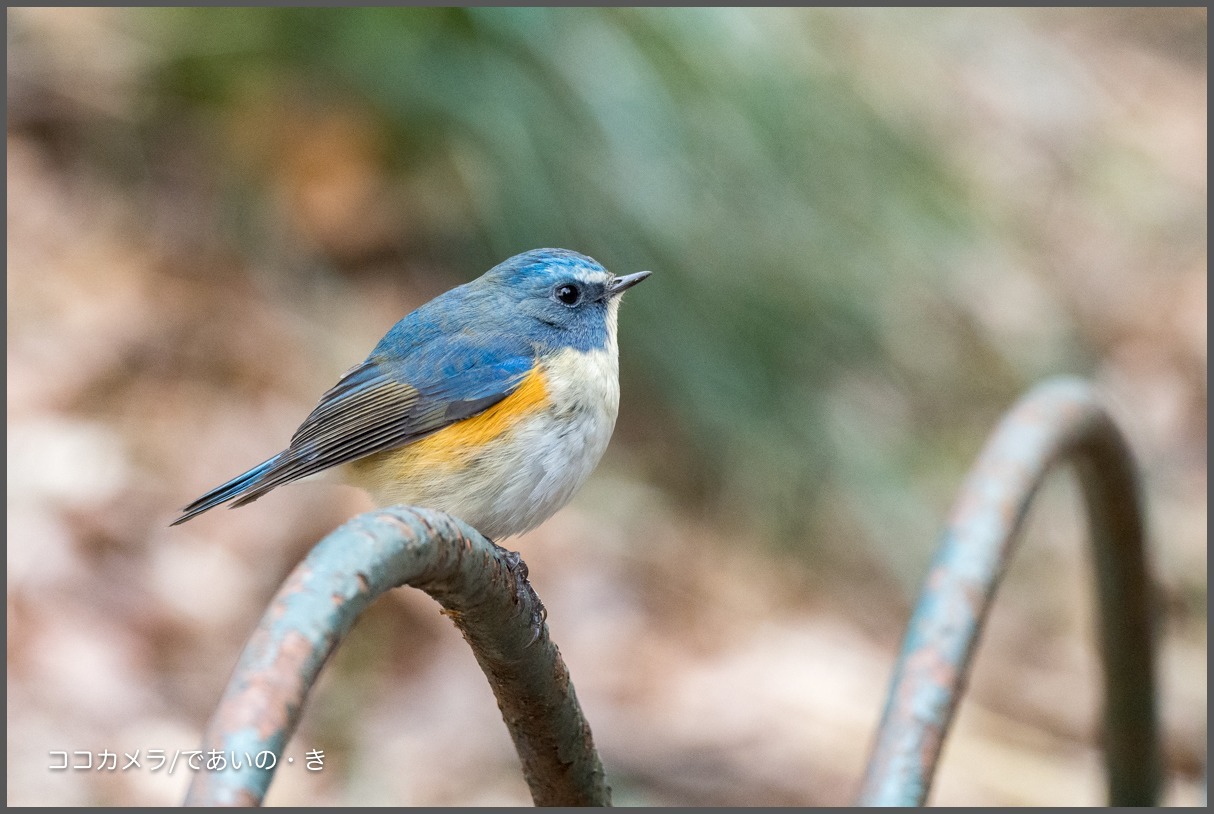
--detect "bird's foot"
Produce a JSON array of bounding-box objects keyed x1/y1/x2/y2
[{"x1": 490, "y1": 540, "x2": 547, "y2": 645}]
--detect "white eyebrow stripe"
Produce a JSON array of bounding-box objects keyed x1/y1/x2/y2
[{"x1": 573, "y1": 270, "x2": 612, "y2": 285}]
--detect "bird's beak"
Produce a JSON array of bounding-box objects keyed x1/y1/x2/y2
[{"x1": 607, "y1": 270, "x2": 652, "y2": 297}]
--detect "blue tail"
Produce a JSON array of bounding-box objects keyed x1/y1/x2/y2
[{"x1": 171, "y1": 455, "x2": 283, "y2": 526}]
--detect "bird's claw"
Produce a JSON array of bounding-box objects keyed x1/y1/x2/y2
[{"x1": 491, "y1": 541, "x2": 547, "y2": 645}]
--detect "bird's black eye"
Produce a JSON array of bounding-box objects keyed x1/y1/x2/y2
[{"x1": 554, "y1": 283, "x2": 582, "y2": 306}]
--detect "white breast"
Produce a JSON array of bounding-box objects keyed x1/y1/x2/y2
[{"x1": 476, "y1": 311, "x2": 621, "y2": 537}]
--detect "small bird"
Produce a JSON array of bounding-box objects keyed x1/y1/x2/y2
[{"x1": 173, "y1": 248, "x2": 650, "y2": 540}]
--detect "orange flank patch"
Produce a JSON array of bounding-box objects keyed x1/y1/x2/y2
[
  {"x1": 352, "y1": 366, "x2": 551, "y2": 483},
  {"x1": 416, "y1": 367, "x2": 550, "y2": 460}
]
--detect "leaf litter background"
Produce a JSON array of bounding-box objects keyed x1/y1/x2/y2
[{"x1": 6, "y1": 7, "x2": 1206, "y2": 806}]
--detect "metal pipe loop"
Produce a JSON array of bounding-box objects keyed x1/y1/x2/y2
[
  {"x1": 184, "y1": 506, "x2": 609, "y2": 807},
  {"x1": 858, "y1": 377, "x2": 1161, "y2": 806}
]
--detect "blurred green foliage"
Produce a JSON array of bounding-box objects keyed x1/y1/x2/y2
[{"x1": 131, "y1": 8, "x2": 1028, "y2": 556}]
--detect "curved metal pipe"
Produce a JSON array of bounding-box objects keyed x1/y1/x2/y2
[
  {"x1": 184, "y1": 506, "x2": 610, "y2": 806},
  {"x1": 858, "y1": 377, "x2": 1161, "y2": 805}
]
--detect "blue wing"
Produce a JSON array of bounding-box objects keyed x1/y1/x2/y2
[{"x1": 172, "y1": 327, "x2": 536, "y2": 525}]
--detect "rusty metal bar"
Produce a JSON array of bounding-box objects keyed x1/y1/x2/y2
[
  {"x1": 184, "y1": 506, "x2": 610, "y2": 807},
  {"x1": 858, "y1": 377, "x2": 1161, "y2": 806}
]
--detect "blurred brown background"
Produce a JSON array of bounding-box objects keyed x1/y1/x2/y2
[{"x1": 6, "y1": 7, "x2": 1205, "y2": 806}]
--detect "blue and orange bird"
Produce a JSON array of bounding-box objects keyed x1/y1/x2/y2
[{"x1": 172, "y1": 249, "x2": 650, "y2": 540}]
